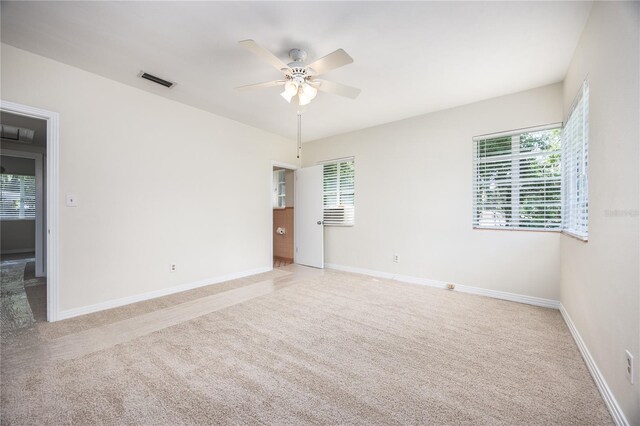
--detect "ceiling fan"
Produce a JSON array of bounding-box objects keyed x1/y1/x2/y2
[{"x1": 235, "y1": 40, "x2": 361, "y2": 106}]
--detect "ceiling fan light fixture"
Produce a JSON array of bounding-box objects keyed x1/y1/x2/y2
[
  {"x1": 284, "y1": 81, "x2": 298, "y2": 95},
  {"x1": 281, "y1": 90, "x2": 294, "y2": 103},
  {"x1": 302, "y1": 83, "x2": 318, "y2": 101},
  {"x1": 281, "y1": 81, "x2": 299, "y2": 103},
  {"x1": 298, "y1": 92, "x2": 312, "y2": 106}
]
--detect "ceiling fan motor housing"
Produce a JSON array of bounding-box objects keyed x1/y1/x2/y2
[
  {"x1": 288, "y1": 48, "x2": 307, "y2": 63},
  {"x1": 288, "y1": 67, "x2": 309, "y2": 85},
  {"x1": 287, "y1": 48, "x2": 314, "y2": 83}
]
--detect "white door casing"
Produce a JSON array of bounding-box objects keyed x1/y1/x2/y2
[{"x1": 1, "y1": 100, "x2": 60, "y2": 322}]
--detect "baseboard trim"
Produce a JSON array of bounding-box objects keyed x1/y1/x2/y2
[
  {"x1": 1, "y1": 248, "x2": 35, "y2": 255},
  {"x1": 324, "y1": 263, "x2": 560, "y2": 309},
  {"x1": 560, "y1": 304, "x2": 628, "y2": 426},
  {"x1": 57, "y1": 266, "x2": 273, "y2": 321}
]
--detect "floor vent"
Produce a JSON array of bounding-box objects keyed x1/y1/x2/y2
[{"x1": 138, "y1": 72, "x2": 176, "y2": 88}]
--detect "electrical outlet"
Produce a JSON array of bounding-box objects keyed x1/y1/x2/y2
[
  {"x1": 625, "y1": 350, "x2": 634, "y2": 384},
  {"x1": 170, "y1": 264, "x2": 177, "y2": 273},
  {"x1": 393, "y1": 254, "x2": 399, "y2": 263}
]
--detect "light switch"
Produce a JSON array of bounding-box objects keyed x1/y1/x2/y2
[{"x1": 65, "y1": 194, "x2": 79, "y2": 207}]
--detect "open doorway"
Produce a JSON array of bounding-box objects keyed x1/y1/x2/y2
[
  {"x1": 272, "y1": 165, "x2": 295, "y2": 268},
  {"x1": 1, "y1": 110, "x2": 50, "y2": 327}
]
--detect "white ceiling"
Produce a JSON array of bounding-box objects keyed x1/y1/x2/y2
[{"x1": 0, "y1": 1, "x2": 592, "y2": 141}]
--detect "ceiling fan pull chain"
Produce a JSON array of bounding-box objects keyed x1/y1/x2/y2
[{"x1": 297, "y1": 112, "x2": 302, "y2": 159}]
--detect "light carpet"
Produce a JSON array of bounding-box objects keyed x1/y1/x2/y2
[{"x1": 0, "y1": 266, "x2": 612, "y2": 425}]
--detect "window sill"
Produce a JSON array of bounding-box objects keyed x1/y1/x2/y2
[
  {"x1": 473, "y1": 226, "x2": 589, "y2": 241},
  {"x1": 0, "y1": 218, "x2": 36, "y2": 221},
  {"x1": 473, "y1": 226, "x2": 560, "y2": 234},
  {"x1": 561, "y1": 231, "x2": 588, "y2": 242}
]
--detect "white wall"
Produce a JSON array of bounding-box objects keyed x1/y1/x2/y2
[
  {"x1": 561, "y1": 2, "x2": 640, "y2": 423},
  {"x1": 303, "y1": 83, "x2": 563, "y2": 300},
  {"x1": 1, "y1": 44, "x2": 298, "y2": 313}
]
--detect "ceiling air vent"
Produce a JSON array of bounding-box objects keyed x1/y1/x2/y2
[
  {"x1": 138, "y1": 71, "x2": 176, "y2": 88},
  {"x1": 0, "y1": 124, "x2": 34, "y2": 144}
]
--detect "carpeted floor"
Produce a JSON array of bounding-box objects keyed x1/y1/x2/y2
[{"x1": 0, "y1": 265, "x2": 612, "y2": 425}]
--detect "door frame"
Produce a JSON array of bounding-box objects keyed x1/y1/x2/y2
[
  {"x1": 1, "y1": 100, "x2": 60, "y2": 322},
  {"x1": 1, "y1": 149, "x2": 44, "y2": 276},
  {"x1": 269, "y1": 161, "x2": 298, "y2": 267}
]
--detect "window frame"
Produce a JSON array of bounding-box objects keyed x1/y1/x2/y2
[
  {"x1": 472, "y1": 123, "x2": 564, "y2": 232},
  {"x1": 561, "y1": 81, "x2": 589, "y2": 241},
  {"x1": 321, "y1": 157, "x2": 355, "y2": 227}
]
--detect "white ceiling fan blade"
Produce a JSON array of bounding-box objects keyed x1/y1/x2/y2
[
  {"x1": 235, "y1": 80, "x2": 286, "y2": 91},
  {"x1": 306, "y1": 49, "x2": 353, "y2": 75},
  {"x1": 313, "y1": 79, "x2": 361, "y2": 99},
  {"x1": 239, "y1": 40, "x2": 290, "y2": 72}
]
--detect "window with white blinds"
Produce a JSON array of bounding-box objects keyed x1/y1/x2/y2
[
  {"x1": 323, "y1": 159, "x2": 355, "y2": 226},
  {"x1": 473, "y1": 127, "x2": 562, "y2": 230},
  {"x1": 562, "y1": 82, "x2": 589, "y2": 239},
  {"x1": 0, "y1": 174, "x2": 36, "y2": 219}
]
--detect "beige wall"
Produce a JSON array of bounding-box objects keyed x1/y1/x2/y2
[
  {"x1": 303, "y1": 83, "x2": 563, "y2": 300},
  {"x1": 1, "y1": 44, "x2": 298, "y2": 312},
  {"x1": 561, "y1": 2, "x2": 640, "y2": 423}
]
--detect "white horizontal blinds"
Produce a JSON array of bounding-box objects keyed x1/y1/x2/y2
[
  {"x1": 562, "y1": 81, "x2": 589, "y2": 239},
  {"x1": 323, "y1": 159, "x2": 355, "y2": 225},
  {"x1": 473, "y1": 128, "x2": 562, "y2": 230},
  {"x1": 0, "y1": 174, "x2": 36, "y2": 219}
]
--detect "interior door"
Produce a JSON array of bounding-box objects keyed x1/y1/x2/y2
[{"x1": 294, "y1": 165, "x2": 324, "y2": 268}]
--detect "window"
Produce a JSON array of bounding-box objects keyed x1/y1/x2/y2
[
  {"x1": 323, "y1": 159, "x2": 355, "y2": 226},
  {"x1": 473, "y1": 127, "x2": 562, "y2": 230},
  {"x1": 273, "y1": 169, "x2": 286, "y2": 208},
  {"x1": 0, "y1": 174, "x2": 36, "y2": 219},
  {"x1": 562, "y1": 81, "x2": 589, "y2": 239}
]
